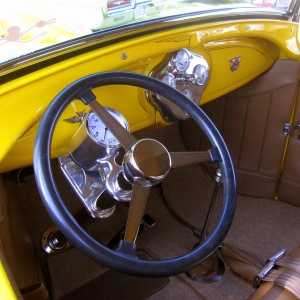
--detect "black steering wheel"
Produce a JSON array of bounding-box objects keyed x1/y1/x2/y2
[{"x1": 34, "y1": 71, "x2": 236, "y2": 277}]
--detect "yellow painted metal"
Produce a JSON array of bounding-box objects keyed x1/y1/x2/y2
[
  {"x1": 0, "y1": 261, "x2": 17, "y2": 300},
  {"x1": 201, "y1": 37, "x2": 279, "y2": 103},
  {"x1": 1, "y1": 19, "x2": 300, "y2": 172}
]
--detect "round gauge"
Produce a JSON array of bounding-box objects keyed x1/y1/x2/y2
[
  {"x1": 175, "y1": 49, "x2": 190, "y2": 72},
  {"x1": 86, "y1": 108, "x2": 129, "y2": 148},
  {"x1": 161, "y1": 73, "x2": 176, "y2": 88},
  {"x1": 194, "y1": 64, "x2": 208, "y2": 85},
  {"x1": 182, "y1": 88, "x2": 193, "y2": 101}
]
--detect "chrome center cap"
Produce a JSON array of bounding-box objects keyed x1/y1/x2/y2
[{"x1": 122, "y1": 138, "x2": 171, "y2": 187}]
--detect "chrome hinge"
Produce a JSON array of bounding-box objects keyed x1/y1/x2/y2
[
  {"x1": 283, "y1": 123, "x2": 300, "y2": 139},
  {"x1": 283, "y1": 123, "x2": 290, "y2": 135}
]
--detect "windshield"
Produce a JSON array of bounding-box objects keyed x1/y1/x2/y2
[{"x1": 0, "y1": 0, "x2": 294, "y2": 65}]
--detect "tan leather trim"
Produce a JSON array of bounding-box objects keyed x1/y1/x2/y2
[
  {"x1": 181, "y1": 60, "x2": 300, "y2": 199},
  {"x1": 186, "y1": 252, "x2": 221, "y2": 280},
  {"x1": 21, "y1": 282, "x2": 49, "y2": 300},
  {"x1": 248, "y1": 283, "x2": 298, "y2": 300},
  {"x1": 200, "y1": 163, "x2": 279, "y2": 198},
  {"x1": 278, "y1": 89, "x2": 300, "y2": 206},
  {"x1": 221, "y1": 243, "x2": 263, "y2": 284},
  {"x1": 225, "y1": 60, "x2": 300, "y2": 98}
]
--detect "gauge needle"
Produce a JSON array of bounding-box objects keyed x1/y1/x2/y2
[{"x1": 103, "y1": 127, "x2": 108, "y2": 142}]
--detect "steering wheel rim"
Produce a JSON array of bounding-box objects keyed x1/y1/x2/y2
[{"x1": 34, "y1": 71, "x2": 236, "y2": 277}]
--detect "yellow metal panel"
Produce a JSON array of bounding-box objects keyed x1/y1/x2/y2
[
  {"x1": 0, "y1": 33, "x2": 188, "y2": 169},
  {"x1": 0, "y1": 261, "x2": 17, "y2": 300},
  {"x1": 201, "y1": 38, "x2": 279, "y2": 103}
]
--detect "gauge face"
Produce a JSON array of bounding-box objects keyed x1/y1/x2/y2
[
  {"x1": 86, "y1": 108, "x2": 129, "y2": 148},
  {"x1": 194, "y1": 64, "x2": 208, "y2": 85},
  {"x1": 161, "y1": 73, "x2": 176, "y2": 88},
  {"x1": 182, "y1": 88, "x2": 193, "y2": 101},
  {"x1": 175, "y1": 49, "x2": 190, "y2": 72}
]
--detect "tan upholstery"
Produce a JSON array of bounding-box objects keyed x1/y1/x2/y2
[
  {"x1": 278, "y1": 88, "x2": 300, "y2": 206},
  {"x1": 181, "y1": 60, "x2": 300, "y2": 200},
  {"x1": 220, "y1": 243, "x2": 263, "y2": 284}
]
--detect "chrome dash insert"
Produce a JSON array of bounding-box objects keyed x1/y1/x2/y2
[{"x1": 148, "y1": 48, "x2": 209, "y2": 122}]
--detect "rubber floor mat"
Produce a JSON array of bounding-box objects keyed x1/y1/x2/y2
[
  {"x1": 60, "y1": 269, "x2": 169, "y2": 300},
  {"x1": 48, "y1": 245, "x2": 169, "y2": 300}
]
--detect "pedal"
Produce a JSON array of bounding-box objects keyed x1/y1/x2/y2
[
  {"x1": 108, "y1": 214, "x2": 155, "y2": 249},
  {"x1": 143, "y1": 214, "x2": 156, "y2": 227}
]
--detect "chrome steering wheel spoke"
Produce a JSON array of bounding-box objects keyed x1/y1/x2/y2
[
  {"x1": 89, "y1": 100, "x2": 137, "y2": 150},
  {"x1": 124, "y1": 183, "x2": 151, "y2": 243},
  {"x1": 170, "y1": 148, "x2": 220, "y2": 169}
]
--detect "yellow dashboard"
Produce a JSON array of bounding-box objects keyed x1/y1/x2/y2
[{"x1": 0, "y1": 18, "x2": 299, "y2": 173}]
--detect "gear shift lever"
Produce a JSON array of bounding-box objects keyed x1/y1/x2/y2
[{"x1": 185, "y1": 168, "x2": 225, "y2": 283}]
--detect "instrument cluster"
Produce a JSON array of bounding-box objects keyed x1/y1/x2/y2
[
  {"x1": 148, "y1": 48, "x2": 209, "y2": 121},
  {"x1": 59, "y1": 107, "x2": 131, "y2": 219}
]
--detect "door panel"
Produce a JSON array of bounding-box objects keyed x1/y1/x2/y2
[
  {"x1": 181, "y1": 60, "x2": 300, "y2": 199},
  {"x1": 278, "y1": 91, "x2": 300, "y2": 206}
]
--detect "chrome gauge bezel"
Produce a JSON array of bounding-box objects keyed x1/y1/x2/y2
[
  {"x1": 161, "y1": 72, "x2": 176, "y2": 88},
  {"x1": 182, "y1": 88, "x2": 193, "y2": 101},
  {"x1": 69, "y1": 107, "x2": 130, "y2": 170},
  {"x1": 194, "y1": 64, "x2": 209, "y2": 86},
  {"x1": 174, "y1": 48, "x2": 190, "y2": 72},
  {"x1": 86, "y1": 107, "x2": 129, "y2": 149}
]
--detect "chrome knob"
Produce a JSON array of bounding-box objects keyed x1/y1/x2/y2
[
  {"x1": 214, "y1": 168, "x2": 223, "y2": 184},
  {"x1": 122, "y1": 138, "x2": 171, "y2": 187}
]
